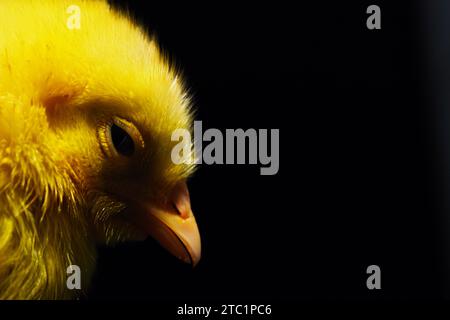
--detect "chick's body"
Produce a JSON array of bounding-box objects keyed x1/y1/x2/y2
[{"x1": 0, "y1": 0, "x2": 198, "y2": 299}]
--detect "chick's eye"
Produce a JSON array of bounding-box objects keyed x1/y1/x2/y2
[{"x1": 110, "y1": 123, "x2": 135, "y2": 156}]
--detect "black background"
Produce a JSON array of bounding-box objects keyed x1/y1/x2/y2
[{"x1": 86, "y1": 0, "x2": 445, "y2": 300}]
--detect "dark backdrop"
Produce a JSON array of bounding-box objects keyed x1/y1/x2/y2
[{"x1": 87, "y1": 0, "x2": 445, "y2": 300}]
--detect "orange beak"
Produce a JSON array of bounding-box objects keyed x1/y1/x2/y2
[{"x1": 138, "y1": 182, "x2": 201, "y2": 266}]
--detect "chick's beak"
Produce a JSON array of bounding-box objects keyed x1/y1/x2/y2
[{"x1": 139, "y1": 182, "x2": 201, "y2": 266}]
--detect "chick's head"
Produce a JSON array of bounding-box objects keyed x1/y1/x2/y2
[{"x1": 53, "y1": 5, "x2": 200, "y2": 264}]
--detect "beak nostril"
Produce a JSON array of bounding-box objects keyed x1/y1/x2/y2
[
  {"x1": 172, "y1": 202, "x2": 189, "y2": 219},
  {"x1": 172, "y1": 202, "x2": 180, "y2": 214},
  {"x1": 170, "y1": 182, "x2": 192, "y2": 220}
]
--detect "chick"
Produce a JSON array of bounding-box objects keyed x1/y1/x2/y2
[{"x1": 0, "y1": 0, "x2": 200, "y2": 299}]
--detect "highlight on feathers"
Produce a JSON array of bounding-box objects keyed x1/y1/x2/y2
[{"x1": 0, "y1": 0, "x2": 200, "y2": 299}]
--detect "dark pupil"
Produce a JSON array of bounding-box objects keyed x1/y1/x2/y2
[{"x1": 110, "y1": 124, "x2": 134, "y2": 156}]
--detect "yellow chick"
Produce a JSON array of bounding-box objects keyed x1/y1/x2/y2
[{"x1": 0, "y1": 0, "x2": 200, "y2": 299}]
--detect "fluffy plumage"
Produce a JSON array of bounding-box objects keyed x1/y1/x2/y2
[{"x1": 0, "y1": 0, "x2": 197, "y2": 299}]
